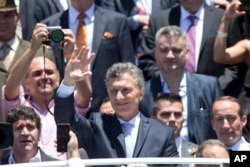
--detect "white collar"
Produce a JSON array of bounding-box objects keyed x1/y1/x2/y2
[
  {"x1": 8, "y1": 148, "x2": 41, "y2": 164},
  {"x1": 69, "y1": 3, "x2": 95, "y2": 25},
  {"x1": 160, "y1": 71, "x2": 187, "y2": 97},
  {"x1": 180, "y1": 3, "x2": 205, "y2": 23},
  {"x1": 229, "y1": 137, "x2": 250, "y2": 151}
]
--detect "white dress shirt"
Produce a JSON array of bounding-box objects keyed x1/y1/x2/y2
[{"x1": 161, "y1": 72, "x2": 189, "y2": 141}]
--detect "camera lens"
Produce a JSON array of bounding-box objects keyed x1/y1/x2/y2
[{"x1": 51, "y1": 29, "x2": 64, "y2": 43}]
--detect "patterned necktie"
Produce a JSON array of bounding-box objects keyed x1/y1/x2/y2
[
  {"x1": 0, "y1": 43, "x2": 11, "y2": 69},
  {"x1": 121, "y1": 123, "x2": 134, "y2": 158},
  {"x1": 76, "y1": 13, "x2": 87, "y2": 49},
  {"x1": 185, "y1": 15, "x2": 196, "y2": 73}
]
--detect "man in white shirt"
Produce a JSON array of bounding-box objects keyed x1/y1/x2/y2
[
  {"x1": 0, "y1": 106, "x2": 57, "y2": 164},
  {"x1": 211, "y1": 96, "x2": 250, "y2": 151}
]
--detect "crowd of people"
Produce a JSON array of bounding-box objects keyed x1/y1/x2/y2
[{"x1": 0, "y1": 0, "x2": 250, "y2": 166}]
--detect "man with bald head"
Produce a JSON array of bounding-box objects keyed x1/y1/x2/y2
[{"x1": 1, "y1": 23, "x2": 92, "y2": 160}]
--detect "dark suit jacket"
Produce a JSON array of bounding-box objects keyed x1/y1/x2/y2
[
  {"x1": 54, "y1": 93, "x2": 179, "y2": 161},
  {"x1": 0, "y1": 148, "x2": 57, "y2": 164},
  {"x1": 20, "y1": 0, "x2": 65, "y2": 41},
  {"x1": 180, "y1": 139, "x2": 198, "y2": 158},
  {"x1": 42, "y1": 6, "x2": 135, "y2": 113},
  {"x1": 139, "y1": 5, "x2": 247, "y2": 97},
  {"x1": 103, "y1": 0, "x2": 179, "y2": 52},
  {"x1": 139, "y1": 72, "x2": 223, "y2": 144}
]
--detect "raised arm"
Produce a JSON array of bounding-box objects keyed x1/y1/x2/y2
[
  {"x1": 4, "y1": 23, "x2": 48, "y2": 100},
  {"x1": 213, "y1": 0, "x2": 248, "y2": 65},
  {"x1": 63, "y1": 46, "x2": 95, "y2": 108}
]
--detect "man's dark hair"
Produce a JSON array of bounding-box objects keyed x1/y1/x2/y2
[
  {"x1": 6, "y1": 106, "x2": 41, "y2": 133},
  {"x1": 153, "y1": 93, "x2": 182, "y2": 116}
]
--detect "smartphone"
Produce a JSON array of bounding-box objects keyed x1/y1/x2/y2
[
  {"x1": 57, "y1": 123, "x2": 70, "y2": 152},
  {"x1": 239, "y1": 0, "x2": 250, "y2": 11}
]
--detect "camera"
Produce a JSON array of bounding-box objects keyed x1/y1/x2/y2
[
  {"x1": 239, "y1": 0, "x2": 250, "y2": 11},
  {"x1": 0, "y1": 123, "x2": 13, "y2": 150},
  {"x1": 47, "y1": 26, "x2": 64, "y2": 43}
]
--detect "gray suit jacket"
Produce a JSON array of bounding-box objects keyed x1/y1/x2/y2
[
  {"x1": 139, "y1": 72, "x2": 223, "y2": 144},
  {"x1": 139, "y1": 5, "x2": 247, "y2": 97},
  {"x1": 54, "y1": 93, "x2": 179, "y2": 162},
  {"x1": 42, "y1": 6, "x2": 135, "y2": 113}
]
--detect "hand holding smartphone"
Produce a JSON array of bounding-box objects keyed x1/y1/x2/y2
[{"x1": 57, "y1": 123, "x2": 70, "y2": 152}]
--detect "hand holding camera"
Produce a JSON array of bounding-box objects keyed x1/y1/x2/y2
[{"x1": 31, "y1": 23, "x2": 75, "y2": 54}]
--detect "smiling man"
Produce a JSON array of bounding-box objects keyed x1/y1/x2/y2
[
  {"x1": 0, "y1": 106, "x2": 57, "y2": 164},
  {"x1": 54, "y1": 62, "x2": 179, "y2": 165},
  {"x1": 211, "y1": 96, "x2": 250, "y2": 150},
  {"x1": 1, "y1": 23, "x2": 92, "y2": 160}
]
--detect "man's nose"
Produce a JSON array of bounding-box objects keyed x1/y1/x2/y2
[{"x1": 166, "y1": 50, "x2": 174, "y2": 59}]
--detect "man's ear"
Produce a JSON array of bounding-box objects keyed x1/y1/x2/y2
[
  {"x1": 241, "y1": 114, "x2": 248, "y2": 127},
  {"x1": 211, "y1": 119, "x2": 215, "y2": 131},
  {"x1": 139, "y1": 88, "x2": 144, "y2": 101},
  {"x1": 23, "y1": 78, "x2": 30, "y2": 90}
]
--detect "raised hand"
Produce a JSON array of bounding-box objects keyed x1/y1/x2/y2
[
  {"x1": 63, "y1": 46, "x2": 95, "y2": 86},
  {"x1": 224, "y1": 0, "x2": 246, "y2": 21}
]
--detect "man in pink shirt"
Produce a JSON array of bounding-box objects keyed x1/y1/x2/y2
[{"x1": 1, "y1": 23, "x2": 93, "y2": 160}]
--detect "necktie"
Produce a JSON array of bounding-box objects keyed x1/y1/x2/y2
[
  {"x1": 135, "y1": 2, "x2": 146, "y2": 57},
  {"x1": 0, "y1": 43, "x2": 11, "y2": 69},
  {"x1": 76, "y1": 13, "x2": 87, "y2": 49},
  {"x1": 185, "y1": 15, "x2": 196, "y2": 73},
  {"x1": 121, "y1": 123, "x2": 134, "y2": 158}
]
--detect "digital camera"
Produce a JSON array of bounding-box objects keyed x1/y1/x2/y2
[{"x1": 47, "y1": 26, "x2": 64, "y2": 43}]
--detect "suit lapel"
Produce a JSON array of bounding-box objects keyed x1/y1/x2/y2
[
  {"x1": 92, "y1": 7, "x2": 106, "y2": 67},
  {"x1": 200, "y1": 7, "x2": 214, "y2": 54},
  {"x1": 151, "y1": 76, "x2": 163, "y2": 97},
  {"x1": 60, "y1": 10, "x2": 69, "y2": 28},
  {"x1": 169, "y1": 6, "x2": 181, "y2": 26},
  {"x1": 0, "y1": 38, "x2": 29, "y2": 73},
  {"x1": 186, "y1": 72, "x2": 199, "y2": 140},
  {"x1": 133, "y1": 115, "x2": 150, "y2": 157},
  {"x1": 104, "y1": 115, "x2": 126, "y2": 157}
]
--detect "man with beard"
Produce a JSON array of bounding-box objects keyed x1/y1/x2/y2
[
  {"x1": 0, "y1": 106, "x2": 57, "y2": 164},
  {"x1": 1, "y1": 23, "x2": 93, "y2": 160}
]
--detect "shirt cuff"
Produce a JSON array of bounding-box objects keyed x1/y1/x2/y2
[
  {"x1": 66, "y1": 158, "x2": 84, "y2": 167},
  {"x1": 133, "y1": 14, "x2": 140, "y2": 30},
  {"x1": 57, "y1": 82, "x2": 75, "y2": 98}
]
